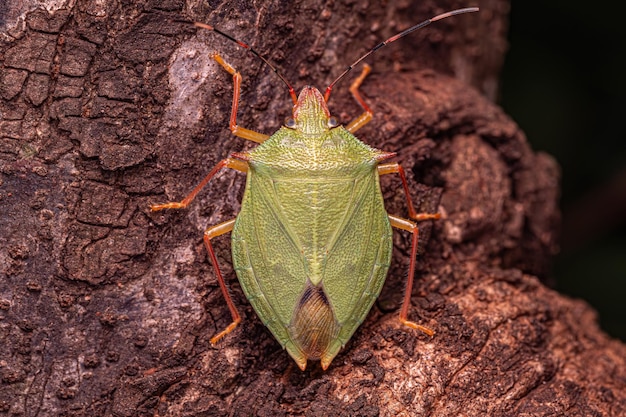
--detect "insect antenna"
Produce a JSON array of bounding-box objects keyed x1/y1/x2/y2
[
  {"x1": 191, "y1": 21, "x2": 298, "y2": 104},
  {"x1": 323, "y1": 7, "x2": 479, "y2": 102}
]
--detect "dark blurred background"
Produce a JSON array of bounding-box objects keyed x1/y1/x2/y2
[{"x1": 500, "y1": 1, "x2": 626, "y2": 341}]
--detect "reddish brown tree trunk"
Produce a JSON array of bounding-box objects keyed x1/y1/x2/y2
[{"x1": 1, "y1": 0, "x2": 624, "y2": 416}]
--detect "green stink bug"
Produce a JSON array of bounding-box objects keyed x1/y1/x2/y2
[{"x1": 151, "y1": 7, "x2": 479, "y2": 370}]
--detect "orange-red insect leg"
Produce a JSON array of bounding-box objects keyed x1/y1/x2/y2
[
  {"x1": 388, "y1": 214, "x2": 435, "y2": 337},
  {"x1": 150, "y1": 157, "x2": 248, "y2": 211},
  {"x1": 203, "y1": 218, "x2": 242, "y2": 344},
  {"x1": 212, "y1": 53, "x2": 269, "y2": 143},
  {"x1": 378, "y1": 163, "x2": 441, "y2": 222},
  {"x1": 345, "y1": 64, "x2": 373, "y2": 133}
]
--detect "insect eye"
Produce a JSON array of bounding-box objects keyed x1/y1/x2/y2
[
  {"x1": 285, "y1": 117, "x2": 296, "y2": 129},
  {"x1": 327, "y1": 117, "x2": 338, "y2": 128}
]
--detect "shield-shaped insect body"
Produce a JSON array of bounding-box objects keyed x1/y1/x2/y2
[
  {"x1": 151, "y1": 8, "x2": 478, "y2": 370},
  {"x1": 232, "y1": 87, "x2": 396, "y2": 369}
]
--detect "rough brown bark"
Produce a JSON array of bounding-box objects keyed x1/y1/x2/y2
[{"x1": 1, "y1": 1, "x2": 624, "y2": 416}]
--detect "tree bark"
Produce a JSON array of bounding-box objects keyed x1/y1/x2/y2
[{"x1": 1, "y1": 1, "x2": 624, "y2": 416}]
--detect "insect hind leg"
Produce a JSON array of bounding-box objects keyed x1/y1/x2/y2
[
  {"x1": 388, "y1": 214, "x2": 435, "y2": 337},
  {"x1": 203, "y1": 218, "x2": 242, "y2": 344}
]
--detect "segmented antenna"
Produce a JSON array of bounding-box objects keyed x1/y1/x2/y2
[
  {"x1": 192, "y1": 22, "x2": 298, "y2": 104},
  {"x1": 188, "y1": 7, "x2": 477, "y2": 105},
  {"x1": 323, "y1": 7, "x2": 479, "y2": 102}
]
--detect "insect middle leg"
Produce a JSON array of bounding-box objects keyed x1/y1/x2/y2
[
  {"x1": 203, "y1": 218, "x2": 242, "y2": 344},
  {"x1": 346, "y1": 64, "x2": 373, "y2": 133},
  {"x1": 150, "y1": 157, "x2": 248, "y2": 211},
  {"x1": 378, "y1": 163, "x2": 441, "y2": 222},
  {"x1": 388, "y1": 214, "x2": 435, "y2": 336},
  {"x1": 212, "y1": 53, "x2": 270, "y2": 144}
]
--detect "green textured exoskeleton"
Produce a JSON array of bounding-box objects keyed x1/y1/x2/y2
[
  {"x1": 233, "y1": 87, "x2": 396, "y2": 369},
  {"x1": 151, "y1": 8, "x2": 478, "y2": 370}
]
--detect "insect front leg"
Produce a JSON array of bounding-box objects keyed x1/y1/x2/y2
[
  {"x1": 211, "y1": 53, "x2": 270, "y2": 144},
  {"x1": 388, "y1": 214, "x2": 435, "y2": 337},
  {"x1": 378, "y1": 163, "x2": 441, "y2": 222},
  {"x1": 150, "y1": 157, "x2": 248, "y2": 211},
  {"x1": 203, "y1": 218, "x2": 242, "y2": 344},
  {"x1": 345, "y1": 64, "x2": 373, "y2": 133}
]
